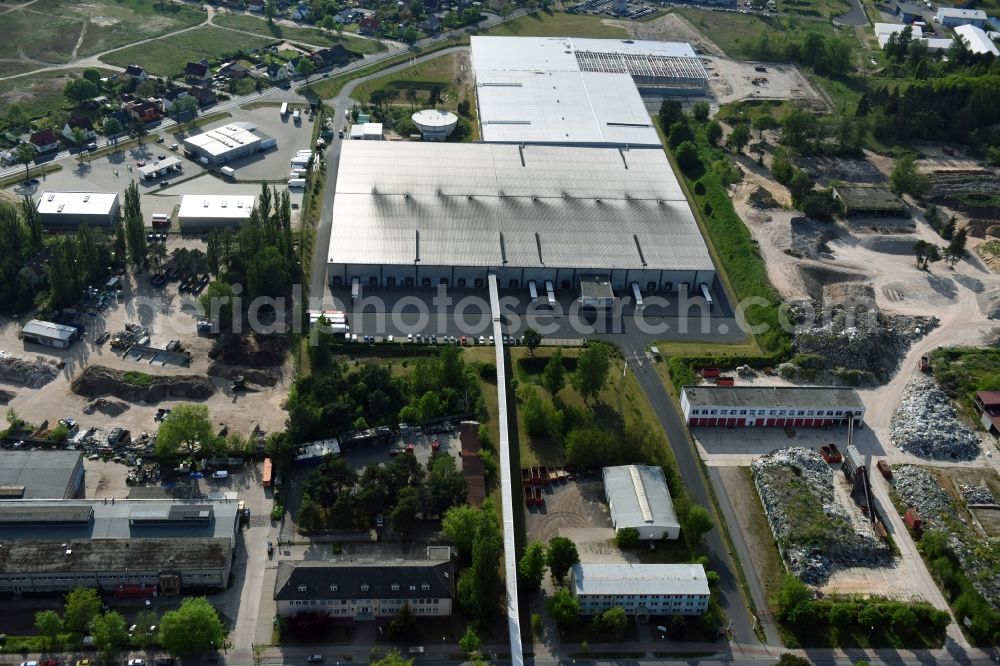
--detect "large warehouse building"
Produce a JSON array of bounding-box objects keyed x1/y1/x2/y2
[
  {"x1": 681, "y1": 385, "x2": 866, "y2": 427},
  {"x1": 36, "y1": 191, "x2": 119, "y2": 227},
  {"x1": 182, "y1": 122, "x2": 276, "y2": 165},
  {"x1": 326, "y1": 141, "x2": 716, "y2": 295},
  {"x1": 0, "y1": 499, "x2": 240, "y2": 594},
  {"x1": 178, "y1": 194, "x2": 256, "y2": 230},
  {"x1": 603, "y1": 465, "x2": 680, "y2": 540},
  {"x1": 471, "y1": 36, "x2": 708, "y2": 146},
  {"x1": 0, "y1": 451, "x2": 84, "y2": 499}
]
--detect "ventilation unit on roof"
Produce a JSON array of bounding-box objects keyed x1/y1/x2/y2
[
  {"x1": 57, "y1": 204, "x2": 64, "y2": 212},
  {"x1": 221, "y1": 200, "x2": 227, "y2": 208},
  {"x1": 237, "y1": 201, "x2": 244, "y2": 208},
  {"x1": 203, "y1": 200, "x2": 209, "y2": 207},
  {"x1": 83, "y1": 195, "x2": 90, "y2": 202},
  {"x1": 47, "y1": 194, "x2": 55, "y2": 201}
]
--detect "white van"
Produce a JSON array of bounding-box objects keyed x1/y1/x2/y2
[
  {"x1": 211, "y1": 470, "x2": 228, "y2": 479},
  {"x1": 288, "y1": 178, "x2": 306, "y2": 188}
]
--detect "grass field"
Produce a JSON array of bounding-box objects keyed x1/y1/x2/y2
[
  {"x1": 0, "y1": 68, "x2": 114, "y2": 121},
  {"x1": 352, "y1": 52, "x2": 469, "y2": 112},
  {"x1": 100, "y1": 26, "x2": 275, "y2": 77},
  {"x1": 485, "y1": 10, "x2": 630, "y2": 38},
  {"x1": 778, "y1": 0, "x2": 852, "y2": 19},
  {"x1": 0, "y1": 0, "x2": 205, "y2": 64},
  {"x1": 212, "y1": 13, "x2": 385, "y2": 55}
]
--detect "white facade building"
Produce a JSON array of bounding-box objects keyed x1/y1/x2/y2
[
  {"x1": 602, "y1": 465, "x2": 680, "y2": 540},
  {"x1": 954, "y1": 24, "x2": 999, "y2": 55},
  {"x1": 570, "y1": 563, "x2": 711, "y2": 617},
  {"x1": 681, "y1": 385, "x2": 866, "y2": 428},
  {"x1": 874, "y1": 22, "x2": 922, "y2": 48},
  {"x1": 182, "y1": 122, "x2": 276, "y2": 165},
  {"x1": 178, "y1": 195, "x2": 256, "y2": 230},
  {"x1": 274, "y1": 556, "x2": 454, "y2": 619},
  {"x1": 36, "y1": 191, "x2": 120, "y2": 227},
  {"x1": 935, "y1": 7, "x2": 986, "y2": 27}
]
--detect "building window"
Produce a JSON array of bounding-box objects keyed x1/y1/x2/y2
[
  {"x1": 410, "y1": 585, "x2": 416, "y2": 592},
  {"x1": 710, "y1": 409, "x2": 718, "y2": 415},
  {"x1": 769, "y1": 410, "x2": 777, "y2": 415},
  {"x1": 421, "y1": 583, "x2": 430, "y2": 591},
  {"x1": 739, "y1": 410, "x2": 747, "y2": 415},
  {"x1": 329, "y1": 584, "x2": 338, "y2": 592},
  {"x1": 391, "y1": 584, "x2": 400, "y2": 592},
  {"x1": 361, "y1": 584, "x2": 370, "y2": 592},
  {"x1": 297, "y1": 585, "x2": 307, "y2": 592}
]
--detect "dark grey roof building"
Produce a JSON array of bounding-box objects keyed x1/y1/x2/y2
[
  {"x1": 0, "y1": 451, "x2": 84, "y2": 499},
  {"x1": 274, "y1": 554, "x2": 454, "y2": 619}
]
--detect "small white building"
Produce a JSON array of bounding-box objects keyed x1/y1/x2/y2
[
  {"x1": 182, "y1": 122, "x2": 276, "y2": 165},
  {"x1": 875, "y1": 22, "x2": 922, "y2": 49},
  {"x1": 178, "y1": 195, "x2": 256, "y2": 231},
  {"x1": 570, "y1": 563, "x2": 711, "y2": 617},
  {"x1": 935, "y1": 7, "x2": 986, "y2": 27},
  {"x1": 412, "y1": 109, "x2": 458, "y2": 141},
  {"x1": 21, "y1": 319, "x2": 78, "y2": 349},
  {"x1": 603, "y1": 465, "x2": 680, "y2": 540},
  {"x1": 362, "y1": 122, "x2": 383, "y2": 140},
  {"x1": 36, "y1": 191, "x2": 120, "y2": 227},
  {"x1": 954, "y1": 24, "x2": 999, "y2": 55},
  {"x1": 681, "y1": 385, "x2": 866, "y2": 428},
  {"x1": 138, "y1": 156, "x2": 182, "y2": 181}
]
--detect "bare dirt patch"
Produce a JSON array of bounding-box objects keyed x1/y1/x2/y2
[
  {"x1": 609, "y1": 12, "x2": 723, "y2": 54},
  {"x1": 72, "y1": 365, "x2": 215, "y2": 403}
]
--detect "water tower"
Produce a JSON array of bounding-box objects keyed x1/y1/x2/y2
[{"x1": 411, "y1": 109, "x2": 459, "y2": 141}]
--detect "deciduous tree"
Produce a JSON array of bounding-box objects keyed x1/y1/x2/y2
[
  {"x1": 159, "y1": 597, "x2": 226, "y2": 658},
  {"x1": 546, "y1": 587, "x2": 580, "y2": 627},
  {"x1": 542, "y1": 349, "x2": 565, "y2": 396},
  {"x1": 518, "y1": 541, "x2": 547, "y2": 591},
  {"x1": 571, "y1": 343, "x2": 610, "y2": 405},
  {"x1": 35, "y1": 610, "x2": 64, "y2": 650},
  {"x1": 91, "y1": 611, "x2": 129, "y2": 660},
  {"x1": 63, "y1": 587, "x2": 102, "y2": 633},
  {"x1": 155, "y1": 403, "x2": 215, "y2": 460},
  {"x1": 546, "y1": 536, "x2": 579, "y2": 584}
]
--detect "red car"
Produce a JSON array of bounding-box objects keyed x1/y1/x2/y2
[
  {"x1": 460, "y1": 336, "x2": 468, "y2": 345},
  {"x1": 42, "y1": 660, "x2": 60, "y2": 666}
]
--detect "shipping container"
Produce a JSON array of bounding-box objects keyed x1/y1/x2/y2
[
  {"x1": 280, "y1": 102, "x2": 289, "y2": 117},
  {"x1": 262, "y1": 457, "x2": 273, "y2": 487}
]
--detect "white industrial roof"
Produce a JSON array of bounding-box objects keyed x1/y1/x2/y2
[
  {"x1": 138, "y1": 156, "x2": 181, "y2": 176},
  {"x1": 21, "y1": 319, "x2": 76, "y2": 342},
  {"x1": 362, "y1": 122, "x2": 383, "y2": 136},
  {"x1": 955, "y1": 24, "x2": 999, "y2": 55},
  {"x1": 36, "y1": 191, "x2": 118, "y2": 217},
  {"x1": 178, "y1": 195, "x2": 256, "y2": 220},
  {"x1": 875, "y1": 23, "x2": 922, "y2": 48},
  {"x1": 327, "y1": 142, "x2": 713, "y2": 272},
  {"x1": 921, "y1": 37, "x2": 954, "y2": 50},
  {"x1": 936, "y1": 7, "x2": 986, "y2": 19},
  {"x1": 603, "y1": 465, "x2": 679, "y2": 534},
  {"x1": 572, "y1": 563, "x2": 710, "y2": 598},
  {"x1": 471, "y1": 36, "x2": 705, "y2": 146},
  {"x1": 183, "y1": 122, "x2": 261, "y2": 158}
]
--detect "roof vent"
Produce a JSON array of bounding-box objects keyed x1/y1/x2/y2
[
  {"x1": 57, "y1": 204, "x2": 64, "y2": 213},
  {"x1": 221, "y1": 200, "x2": 227, "y2": 208},
  {"x1": 47, "y1": 194, "x2": 55, "y2": 201},
  {"x1": 65, "y1": 549, "x2": 72, "y2": 556},
  {"x1": 83, "y1": 195, "x2": 90, "y2": 202},
  {"x1": 203, "y1": 199, "x2": 209, "y2": 207}
]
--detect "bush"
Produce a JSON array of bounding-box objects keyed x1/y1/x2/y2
[
  {"x1": 614, "y1": 527, "x2": 639, "y2": 549},
  {"x1": 694, "y1": 180, "x2": 706, "y2": 195}
]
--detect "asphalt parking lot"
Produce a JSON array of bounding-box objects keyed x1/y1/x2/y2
[{"x1": 223, "y1": 103, "x2": 318, "y2": 183}]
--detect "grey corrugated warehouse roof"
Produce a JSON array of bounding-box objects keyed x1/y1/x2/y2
[
  {"x1": 327, "y1": 142, "x2": 713, "y2": 272},
  {"x1": 21, "y1": 319, "x2": 76, "y2": 342},
  {"x1": 0, "y1": 451, "x2": 81, "y2": 500},
  {"x1": 602, "y1": 465, "x2": 679, "y2": 535}
]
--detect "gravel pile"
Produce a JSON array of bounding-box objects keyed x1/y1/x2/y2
[
  {"x1": 788, "y1": 285, "x2": 937, "y2": 385},
  {"x1": 960, "y1": 482, "x2": 997, "y2": 506},
  {"x1": 752, "y1": 447, "x2": 891, "y2": 584},
  {"x1": 892, "y1": 465, "x2": 1000, "y2": 607},
  {"x1": 0, "y1": 354, "x2": 59, "y2": 389},
  {"x1": 890, "y1": 377, "x2": 980, "y2": 460}
]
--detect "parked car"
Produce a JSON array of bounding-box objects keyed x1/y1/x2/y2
[
  {"x1": 128, "y1": 660, "x2": 145, "y2": 666},
  {"x1": 307, "y1": 657, "x2": 324, "y2": 664},
  {"x1": 211, "y1": 470, "x2": 229, "y2": 479}
]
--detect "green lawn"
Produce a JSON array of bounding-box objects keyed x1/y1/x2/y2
[
  {"x1": 100, "y1": 26, "x2": 275, "y2": 77},
  {"x1": 352, "y1": 52, "x2": 468, "y2": 111},
  {"x1": 778, "y1": 0, "x2": 852, "y2": 19},
  {"x1": 212, "y1": 13, "x2": 385, "y2": 55},
  {"x1": 485, "y1": 10, "x2": 630, "y2": 38},
  {"x1": 0, "y1": 0, "x2": 205, "y2": 63}
]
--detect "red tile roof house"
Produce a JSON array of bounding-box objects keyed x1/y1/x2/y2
[
  {"x1": 126, "y1": 101, "x2": 161, "y2": 123},
  {"x1": 185, "y1": 61, "x2": 211, "y2": 84},
  {"x1": 62, "y1": 117, "x2": 97, "y2": 143},
  {"x1": 29, "y1": 128, "x2": 60, "y2": 153},
  {"x1": 358, "y1": 16, "x2": 381, "y2": 34}
]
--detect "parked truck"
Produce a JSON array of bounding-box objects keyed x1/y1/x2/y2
[{"x1": 262, "y1": 457, "x2": 273, "y2": 488}]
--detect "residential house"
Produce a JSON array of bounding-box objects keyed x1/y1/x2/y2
[
  {"x1": 265, "y1": 61, "x2": 296, "y2": 82},
  {"x1": 422, "y1": 13, "x2": 441, "y2": 33},
  {"x1": 124, "y1": 64, "x2": 149, "y2": 81},
  {"x1": 185, "y1": 61, "x2": 212, "y2": 84},
  {"x1": 158, "y1": 88, "x2": 191, "y2": 113},
  {"x1": 358, "y1": 16, "x2": 381, "y2": 34},
  {"x1": 188, "y1": 85, "x2": 217, "y2": 107},
  {"x1": 220, "y1": 62, "x2": 250, "y2": 79},
  {"x1": 126, "y1": 101, "x2": 162, "y2": 124},
  {"x1": 225, "y1": 0, "x2": 244, "y2": 8},
  {"x1": 312, "y1": 45, "x2": 349, "y2": 68},
  {"x1": 247, "y1": 0, "x2": 265, "y2": 11},
  {"x1": 274, "y1": 552, "x2": 455, "y2": 619},
  {"x1": 29, "y1": 128, "x2": 60, "y2": 153},
  {"x1": 335, "y1": 7, "x2": 361, "y2": 22},
  {"x1": 291, "y1": 2, "x2": 310, "y2": 20},
  {"x1": 62, "y1": 117, "x2": 97, "y2": 143}
]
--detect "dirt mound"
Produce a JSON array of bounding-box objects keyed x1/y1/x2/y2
[
  {"x1": 207, "y1": 363, "x2": 279, "y2": 387},
  {"x1": 83, "y1": 398, "x2": 131, "y2": 416},
  {"x1": 72, "y1": 366, "x2": 215, "y2": 404},
  {"x1": 208, "y1": 334, "x2": 289, "y2": 367},
  {"x1": 0, "y1": 354, "x2": 60, "y2": 388},
  {"x1": 748, "y1": 186, "x2": 780, "y2": 210},
  {"x1": 797, "y1": 264, "x2": 868, "y2": 303}
]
